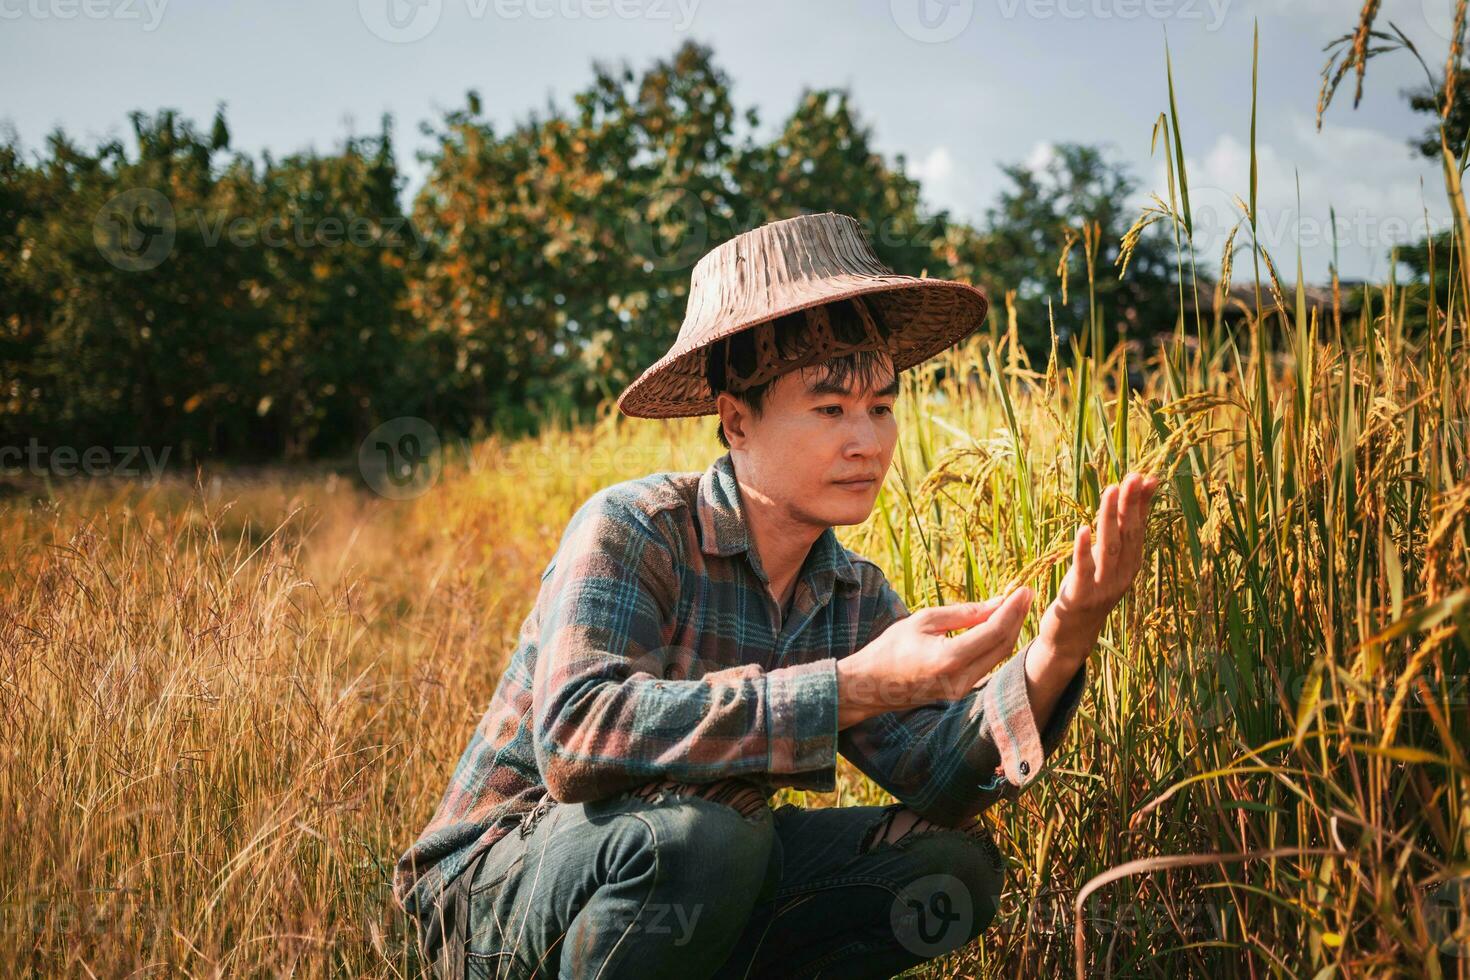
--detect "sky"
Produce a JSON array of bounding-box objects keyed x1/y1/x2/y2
[{"x1": 1, "y1": 0, "x2": 1462, "y2": 282}]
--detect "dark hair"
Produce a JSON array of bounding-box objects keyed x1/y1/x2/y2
[{"x1": 703, "y1": 298, "x2": 897, "y2": 449}]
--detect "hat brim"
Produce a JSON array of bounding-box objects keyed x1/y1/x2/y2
[{"x1": 617, "y1": 276, "x2": 990, "y2": 419}]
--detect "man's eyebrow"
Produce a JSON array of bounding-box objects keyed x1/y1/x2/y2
[{"x1": 806, "y1": 376, "x2": 901, "y2": 398}]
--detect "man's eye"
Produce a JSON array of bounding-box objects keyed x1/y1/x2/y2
[
  {"x1": 873, "y1": 405, "x2": 893, "y2": 416},
  {"x1": 819, "y1": 405, "x2": 842, "y2": 416}
]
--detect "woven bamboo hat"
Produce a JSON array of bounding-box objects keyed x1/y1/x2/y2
[{"x1": 616, "y1": 211, "x2": 989, "y2": 418}]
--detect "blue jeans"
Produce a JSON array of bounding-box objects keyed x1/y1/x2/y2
[{"x1": 419, "y1": 786, "x2": 1006, "y2": 979}]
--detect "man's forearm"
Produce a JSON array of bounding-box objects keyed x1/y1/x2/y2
[
  {"x1": 534, "y1": 658, "x2": 839, "y2": 803},
  {"x1": 1022, "y1": 623, "x2": 1095, "y2": 733},
  {"x1": 838, "y1": 628, "x2": 1092, "y2": 734},
  {"x1": 835, "y1": 657, "x2": 885, "y2": 731}
]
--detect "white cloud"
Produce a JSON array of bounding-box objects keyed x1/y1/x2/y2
[
  {"x1": 1025, "y1": 140, "x2": 1057, "y2": 172},
  {"x1": 1142, "y1": 109, "x2": 1448, "y2": 281},
  {"x1": 911, "y1": 144, "x2": 956, "y2": 186},
  {"x1": 1236, "y1": 0, "x2": 1461, "y2": 47},
  {"x1": 909, "y1": 143, "x2": 1012, "y2": 222}
]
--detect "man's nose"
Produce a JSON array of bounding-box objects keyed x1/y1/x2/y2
[{"x1": 845, "y1": 415, "x2": 883, "y2": 456}]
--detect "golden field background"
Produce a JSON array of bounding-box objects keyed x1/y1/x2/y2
[
  {"x1": 2, "y1": 302, "x2": 1467, "y2": 976},
  {"x1": 5, "y1": 8, "x2": 1470, "y2": 971}
]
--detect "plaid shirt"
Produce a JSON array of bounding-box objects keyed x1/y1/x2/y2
[{"x1": 394, "y1": 450, "x2": 1086, "y2": 916}]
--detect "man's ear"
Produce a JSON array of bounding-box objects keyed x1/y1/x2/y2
[{"x1": 715, "y1": 391, "x2": 749, "y2": 448}]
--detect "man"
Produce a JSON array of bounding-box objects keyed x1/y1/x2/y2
[{"x1": 395, "y1": 212, "x2": 1159, "y2": 978}]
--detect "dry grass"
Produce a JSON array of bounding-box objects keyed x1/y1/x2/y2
[
  {"x1": 2, "y1": 302, "x2": 1465, "y2": 976},
  {"x1": 3, "y1": 17, "x2": 1470, "y2": 978}
]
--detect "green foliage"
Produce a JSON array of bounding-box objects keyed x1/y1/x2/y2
[
  {"x1": 407, "y1": 41, "x2": 963, "y2": 434},
  {"x1": 947, "y1": 143, "x2": 1178, "y2": 363},
  {"x1": 2, "y1": 41, "x2": 1187, "y2": 461},
  {"x1": 1406, "y1": 71, "x2": 1470, "y2": 162},
  {"x1": 2, "y1": 107, "x2": 421, "y2": 459}
]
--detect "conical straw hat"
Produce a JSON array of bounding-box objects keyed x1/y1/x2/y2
[{"x1": 616, "y1": 211, "x2": 989, "y2": 418}]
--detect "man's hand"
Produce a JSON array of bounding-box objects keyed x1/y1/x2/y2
[
  {"x1": 836, "y1": 472, "x2": 1160, "y2": 733},
  {"x1": 836, "y1": 586, "x2": 1036, "y2": 730},
  {"x1": 1036, "y1": 470, "x2": 1161, "y2": 664}
]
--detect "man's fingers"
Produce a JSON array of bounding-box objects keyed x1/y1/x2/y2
[
  {"x1": 968, "y1": 589, "x2": 1034, "y2": 682},
  {"x1": 1119, "y1": 474, "x2": 1144, "y2": 554},
  {"x1": 1123, "y1": 473, "x2": 1159, "y2": 567},
  {"x1": 950, "y1": 615, "x2": 1030, "y2": 686},
  {"x1": 916, "y1": 594, "x2": 1007, "y2": 634},
  {"x1": 1128, "y1": 477, "x2": 1154, "y2": 560},
  {"x1": 944, "y1": 587, "x2": 1033, "y2": 659},
  {"x1": 1094, "y1": 484, "x2": 1120, "y2": 579},
  {"x1": 1120, "y1": 473, "x2": 1141, "y2": 521},
  {"x1": 1073, "y1": 523, "x2": 1095, "y2": 586},
  {"x1": 1118, "y1": 472, "x2": 1155, "y2": 514}
]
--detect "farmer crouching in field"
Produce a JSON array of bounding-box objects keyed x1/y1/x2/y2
[{"x1": 394, "y1": 212, "x2": 1159, "y2": 979}]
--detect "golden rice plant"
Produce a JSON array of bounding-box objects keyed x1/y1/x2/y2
[{"x1": 2, "y1": 21, "x2": 1467, "y2": 980}]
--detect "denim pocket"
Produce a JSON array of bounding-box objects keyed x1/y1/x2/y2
[
  {"x1": 430, "y1": 837, "x2": 529, "y2": 980},
  {"x1": 465, "y1": 949, "x2": 520, "y2": 980},
  {"x1": 463, "y1": 845, "x2": 526, "y2": 969},
  {"x1": 468, "y1": 836, "x2": 525, "y2": 897}
]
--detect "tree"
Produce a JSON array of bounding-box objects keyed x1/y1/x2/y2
[
  {"x1": 4, "y1": 42, "x2": 1162, "y2": 460},
  {"x1": 406, "y1": 41, "x2": 962, "y2": 432},
  {"x1": 733, "y1": 87, "x2": 948, "y2": 278},
  {"x1": 943, "y1": 143, "x2": 1177, "y2": 364},
  {"x1": 1, "y1": 106, "x2": 419, "y2": 459},
  {"x1": 405, "y1": 44, "x2": 743, "y2": 430},
  {"x1": 247, "y1": 116, "x2": 419, "y2": 457},
  {"x1": 1405, "y1": 72, "x2": 1470, "y2": 162}
]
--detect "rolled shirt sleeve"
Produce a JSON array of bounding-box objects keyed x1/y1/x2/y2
[
  {"x1": 838, "y1": 574, "x2": 1087, "y2": 827},
  {"x1": 530, "y1": 488, "x2": 840, "y2": 804}
]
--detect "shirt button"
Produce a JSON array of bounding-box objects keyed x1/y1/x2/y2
[{"x1": 1019, "y1": 761, "x2": 1031, "y2": 777}]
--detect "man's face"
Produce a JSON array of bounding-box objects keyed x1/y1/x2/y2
[{"x1": 719, "y1": 353, "x2": 900, "y2": 529}]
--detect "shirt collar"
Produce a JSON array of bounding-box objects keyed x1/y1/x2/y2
[{"x1": 696, "y1": 450, "x2": 862, "y2": 592}]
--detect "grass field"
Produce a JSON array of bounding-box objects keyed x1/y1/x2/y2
[
  {"x1": 4, "y1": 20, "x2": 1470, "y2": 979},
  {"x1": 3, "y1": 291, "x2": 1466, "y2": 976}
]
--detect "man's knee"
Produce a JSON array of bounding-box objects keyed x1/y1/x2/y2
[
  {"x1": 647, "y1": 790, "x2": 776, "y2": 874},
  {"x1": 482, "y1": 791, "x2": 778, "y2": 972},
  {"x1": 865, "y1": 807, "x2": 1006, "y2": 949},
  {"x1": 895, "y1": 823, "x2": 1006, "y2": 944},
  {"x1": 620, "y1": 781, "x2": 779, "y2": 910}
]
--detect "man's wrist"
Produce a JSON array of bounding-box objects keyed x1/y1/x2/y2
[
  {"x1": 835, "y1": 657, "x2": 876, "y2": 730},
  {"x1": 1034, "y1": 611, "x2": 1100, "y2": 667}
]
